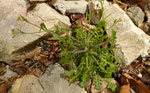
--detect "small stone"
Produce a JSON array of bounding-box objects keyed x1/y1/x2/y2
[
  {"x1": 0, "y1": 66, "x2": 17, "y2": 81},
  {"x1": 127, "y1": 6, "x2": 145, "y2": 25}
]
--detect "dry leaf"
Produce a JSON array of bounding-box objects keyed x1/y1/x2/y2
[
  {"x1": 123, "y1": 73, "x2": 150, "y2": 93},
  {"x1": 120, "y1": 76, "x2": 130, "y2": 93},
  {"x1": 39, "y1": 56, "x2": 51, "y2": 66},
  {"x1": 0, "y1": 81, "x2": 8, "y2": 93}
]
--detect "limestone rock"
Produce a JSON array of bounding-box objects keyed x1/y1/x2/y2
[
  {"x1": 53, "y1": 0, "x2": 88, "y2": 14},
  {"x1": 31, "y1": 63, "x2": 87, "y2": 93},
  {"x1": 103, "y1": 4, "x2": 150, "y2": 65},
  {"x1": 0, "y1": 0, "x2": 70, "y2": 64},
  {"x1": 10, "y1": 75, "x2": 38, "y2": 93},
  {"x1": 127, "y1": 6, "x2": 145, "y2": 25}
]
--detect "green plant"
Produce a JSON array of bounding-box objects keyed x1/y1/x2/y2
[
  {"x1": 0, "y1": 68, "x2": 3, "y2": 73},
  {"x1": 8, "y1": 16, "x2": 53, "y2": 38},
  {"x1": 12, "y1": 1, "x2": 121, "y2": 91},
  {"x1": 53, "y1": 18, "x2": 121, "y2": 91}
]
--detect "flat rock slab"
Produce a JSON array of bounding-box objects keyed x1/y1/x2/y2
[
  {"x1": 104, "y1": 4, "x2": 150, "y2": 65},
  {"x1": 31, "y1": 63, "x2": 87, "y2": 93},
  {"x1": 0, "y1": 0, "x2": 70, "y2": 64}
]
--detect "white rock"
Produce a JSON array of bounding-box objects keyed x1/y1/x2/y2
[
  {"x1": 103, "y1": 4, "x2": 150, "y2": 65},
  {"x1": 54, "y1": 0, "x2": 88, "y2": 14},
  {"x1": 10, "y1": 75, "x2": 38, "y2": 93},
  {"x1": 31, "y1": 63, "x2": 87, "y2": 93},
  {"x1": 0, "y1": 0, "x2": 71, "y2": 64}
]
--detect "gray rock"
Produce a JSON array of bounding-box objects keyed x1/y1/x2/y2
[
  {"x1": 0, "y1": 0, "x2": 70, "y2": 64},
  {"x1": 103, "y1": 4, "x2": 150, "y2": 65},
  {"x1": 146, "y1": 4, "x2": 150, "y2": 25},
  {"x1": 31, "y1": 63, "x2": 87, "y2": 93},
  {"x1": 0, "y1": 65, "x2": 17, "y2": 81},
  {"x1": 127, "y1": 6, "x2": 145, "y2": 25},
  {"x1": 53, "y1": 0, "x2": 88, "y2": 14}
]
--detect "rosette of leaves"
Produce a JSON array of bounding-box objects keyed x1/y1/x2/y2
[{"x1": 53, "y1": 19, "x2": 121, "y2": 92}]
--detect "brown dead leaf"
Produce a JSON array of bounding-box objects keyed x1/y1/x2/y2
[
  {"x1": 0, "y1": 82, "x2": 8, "y2": 93},
  {"x1": 11, "y1": 47, "x2": 41, "y2": 62},
  {"x1": 122, "y1": 0, "x2": 147, "y2": 12},
  {"x1": 85, "y1": 79, "x2": 119, "y2": 93},
  {"x1": 39, "y1": 56, "x2": 51, "y2": 66},
  {"x1": 113, "y1": 0, "x2": 127, "y2": 10},
  {"x1": 0, "y1": 62, "x2": 6, "y2": 76},
  {"x1": 27, "y1": 0, "x2": 57, "y2": 13},
  {"x1": 67, "y1": 13, "x2": 86, "y2": 28},
  {"x1": 120, "y1": 76, "x2": 130, "y2": 93},
  {"x1": 141, "y1": 75, "x2": 150, "y2": 84},
  {"x1": 123, "y1": 73, "x2": 150, "y2": 93},
  {"x1": 10, "y1": 66, "x2": 27, "y2": 75},
  {"x1": 47, "y1": 0, "x2": 57, "y2": 6},
  {"x1": 27, "y1": 68, "x2": 44, "y2": 77},
  {"x1": 85, "y1": 80, "x2": 108, "y2": 93}
]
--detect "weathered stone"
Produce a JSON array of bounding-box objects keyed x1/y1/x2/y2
[
  {"x1": 0, "y1": 0, "x2": 71, "y2": 64},
  {"x1": 10, "y1": 75, "x2": 38, "y2": 93},
  {"x1": 104, "y1": 4, "x2": 150, "y2": 65},
  {"x1": 54, "y1": 0, "x2": 88, "y2": 14},
  {"x1": 127, "y1": 6, "x2": 145, "y2": 25},
  {"x1": 31, "y1": 63, "x2": 87, "y2": 93},
  {"x1": 0, "y1": 65, "x2": 17, "y2": 81},
  {"x1": 146, "y1": 4, "x2": 150, "y2": 25}
]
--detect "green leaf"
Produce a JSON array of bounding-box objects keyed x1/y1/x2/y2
[
  {"x1": 53, "y1": 33, "x2": 62, "y2": 40},
  {"x1": 135, "y1": 21, "x2": 139, "y2": 26},
  {"x1": 100, "y1": 0, "x2": 104, "y2": 19},
  {"x1": 106, "y1": 66, "x2": 116, "y2": 73},
  {"x1": 107, "y1": 80, "x2": 117, "y2": 92},
  {"x1": 59, "y1": 58, "x2": 72, "y2": 64},
  {"x1": 89, "y1": 51, "x2": 98, "y2": 55},
  {"x1": 98, "y1": 20, "x2": 107, "y2": 30},
  {"x1": 40, "y1": 23, "x2": 48, "y2": 31},
  {"x1": 17, "y1": 17, "x2": 21, "y2": 21},
  {"x1": 64, "y1": 70, "x2": 74, "y2": 77},
  {"x1": 80, "y1": 81, "x2": 87, "y2": 88},
  {"x1": 93, "y1": 75, "x2": 102, "y2": 90},
  {"x1": 111, "y1": 29, "x2": 116, "y2": 41},
  {"x1": 20, "y1": 16, "x2": 29, "y2": 22},
  {"x1": 0, "y1": 68, "x2": 3, "y2": 72}
]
